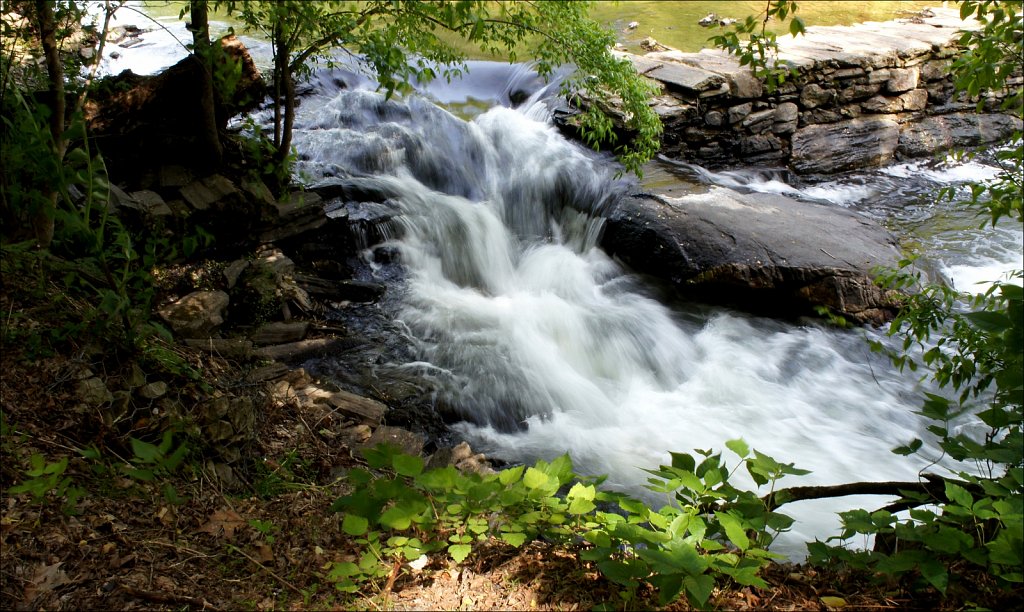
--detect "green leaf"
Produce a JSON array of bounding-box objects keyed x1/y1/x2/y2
[
  {"x1": 498, "y1": 465, "x2": 524, "y2": 485},
  {"x1": 448, "y1": 543, "x2": 472, "y2": 563},
  {"x1": 379, "y1": 505, "x2": 414, "y2": 530},
  {"x1": 500, "y1": 532, "x2": 527, "y2": 547},
  {"x1": 523, "y1": 467, "x2": 548, "y2": 489},
  {"x1": 892, "y1": 438, "x2": 923, "y2": 456},
  {"x1": 820, "y1": 596, "x2": 847, "y2": 608},
  {"x1": 919, "y1": 558, "x2": 948, "y2": 594},
  {"x1": 683, "y1": 574, "x2": 715, "y2": 606},
  {"x1": 944, "y1": 481, "x2": 973, "y2": 508},
  {"x1": 392, "y1": 454, "x2": 424, "y2": 477},
  {"x1": 597, "y1": 558, "x2": 649, "y2": 585},
  {"x1": 726, "y1": 438, "x2": 750, "y2": 458},
  {"x1": 343, "y1": 514, "x2": 369, "y2": 536},
  {"x1": 717, "y1": 512, "x2": 750, "y2": 551},
  {"x1": 130, "y1": 437, "x2": 162, "y2": 463},
  {"x1": 649, "y1": 573, "x2": 684, "y2": 606}
]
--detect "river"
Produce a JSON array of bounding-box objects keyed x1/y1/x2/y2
[{"x1": 105, "y1": 2, "x2": 1022, "y2": 558}]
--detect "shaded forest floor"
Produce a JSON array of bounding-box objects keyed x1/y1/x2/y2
[{"x1": 2, "y1": 261, "x2": 1019, "y2": 612}]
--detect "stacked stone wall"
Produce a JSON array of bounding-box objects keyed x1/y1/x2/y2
[{"x1": 624, "y1": 7, "x2": 1022, "y2": 173}]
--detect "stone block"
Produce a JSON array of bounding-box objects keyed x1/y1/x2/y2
[
  {"x1": 741, "y1": 109, "x2": 775, "y2": 134},
  {"x1": 920, "y1": 59, "x2": 950, "y2": 82},
  {"x1": 799, "y1": 83, "x2": 835, "y2": 109},
  {"x1": 727, "y1": 102, "x2": 752, "y2": 124},
  {"x1": 838, "y1": 83, "x2": 882, "y2": 103},
  {"x1": 180, "y1": 174, "x2": 240, "y2": 213},
  {"x1": 899, "y1": 89, "x2": 929, "y2": 112},
  {"x1": 705, "y1": 110, "x2": 724, "y2": 127},
  {"x1": 886, "y1": 67, "x2": 920, "y2": 93},
  {"x1": 867, "y1": 68, "x2": 891, "y2": 84},
  {"x1": 861, "y1": 95, "x2": 903, "y2": 113}
]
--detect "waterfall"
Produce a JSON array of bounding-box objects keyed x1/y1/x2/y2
[{"x1": 287, "y1": 63, "x2": 1018, "y2": 557}]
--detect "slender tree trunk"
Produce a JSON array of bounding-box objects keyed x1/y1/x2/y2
[
  {"x1": 190, "y1": 0, "x2": 223, "y2": 168},
  {"x1": 272, "y1": 21, "x2": 285, "y2": 150},
  {"x1": 32, "y1": 0, "x2": 64, "y2": 248},
  {"x1": 277, "y1": 61, "x2": 295, "y2": 170}
]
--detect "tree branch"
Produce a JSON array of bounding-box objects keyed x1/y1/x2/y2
[{"x1": 761, "y1": 473, "x2": 984, "y2": 512}]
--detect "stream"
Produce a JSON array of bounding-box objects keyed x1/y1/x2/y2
[{"x1": 104, "y1": 6, "x2": 1023, "y2": 559}]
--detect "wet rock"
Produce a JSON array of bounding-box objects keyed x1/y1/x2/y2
[
  {"x1": 602, "y1": 188, "x2": 901, "y2": 323},
  {"x1": 157, "y1": 290, "x2": 230, "y2": 338},
  {"x1": 260, "y1": 191, "x2": 326, "y2": 243},
  {"x1": 897, "y1": 112, "x2": 1023, "y2": 157},
  {"x1": 790, "y1": 116, "x2": 900, "y2": 173}
]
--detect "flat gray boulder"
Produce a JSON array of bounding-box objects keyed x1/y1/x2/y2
[{"x1": 601, "y1": 187, "x2": 901, "y2": 324}]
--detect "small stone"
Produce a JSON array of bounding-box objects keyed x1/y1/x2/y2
[
  {"x1": 799, "y1": 83, "x2": 835, "y2": 109},
  {"x1": 705, "y1": 110, "x2": 724, "y2": 127},
  {"x1": 157, "y1": 290, "x2": 229, "y2": 339},
  {"x1": 727, "y1": 102, "x2": 752, "y2": 124},
  {"x1": 138, "y1": 381, "x2": 168, "y2": 400},
  {"x1": 861, "y1": 95, "x2": 904, "y2": 113},
  {"x1": 77, "y1": 377, "x2": 112, "y2": 406}
]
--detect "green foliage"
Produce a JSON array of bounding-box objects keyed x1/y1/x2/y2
[
  {"x1": 122, "y1": 430, "x2": 191, "y2": 505},
  {"x1": 8, "y1": 452, "x2": 86, "y2": 515},
  {"x1": 217, "y1": 0, "x2": 661, "y2": 176},
  {"x1": 709, "y1": 1, "x2": 806, "y2": 93},
  {"x1": 329, "y1": 441, "x2": 804, "y2": 607}
]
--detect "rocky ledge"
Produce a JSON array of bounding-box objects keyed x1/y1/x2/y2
[{"x1": 601, "y1": 187, "x2": 901, "y2": 324}]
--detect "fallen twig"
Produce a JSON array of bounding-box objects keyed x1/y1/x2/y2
[{"x1": 227, "y1": 544, "x2": 305, "y2": 597}]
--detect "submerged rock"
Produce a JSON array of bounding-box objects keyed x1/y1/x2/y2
[{"x1": 601, "y1": 187, "x2": 901, "y2": 324}]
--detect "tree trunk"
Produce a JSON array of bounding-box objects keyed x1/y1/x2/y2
[
  {"x1": 272, "y1": 21, "x2": 285, "y2": 150},
  {"x1": 277, "y1": 61, "x2": 295, "y2": 170},
  {"x1": 32, "y1": 0, "x2": 64, "y2": 248},
  {"x1": 190, "y1": 0, "x2": 223, "y2": 168}
]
